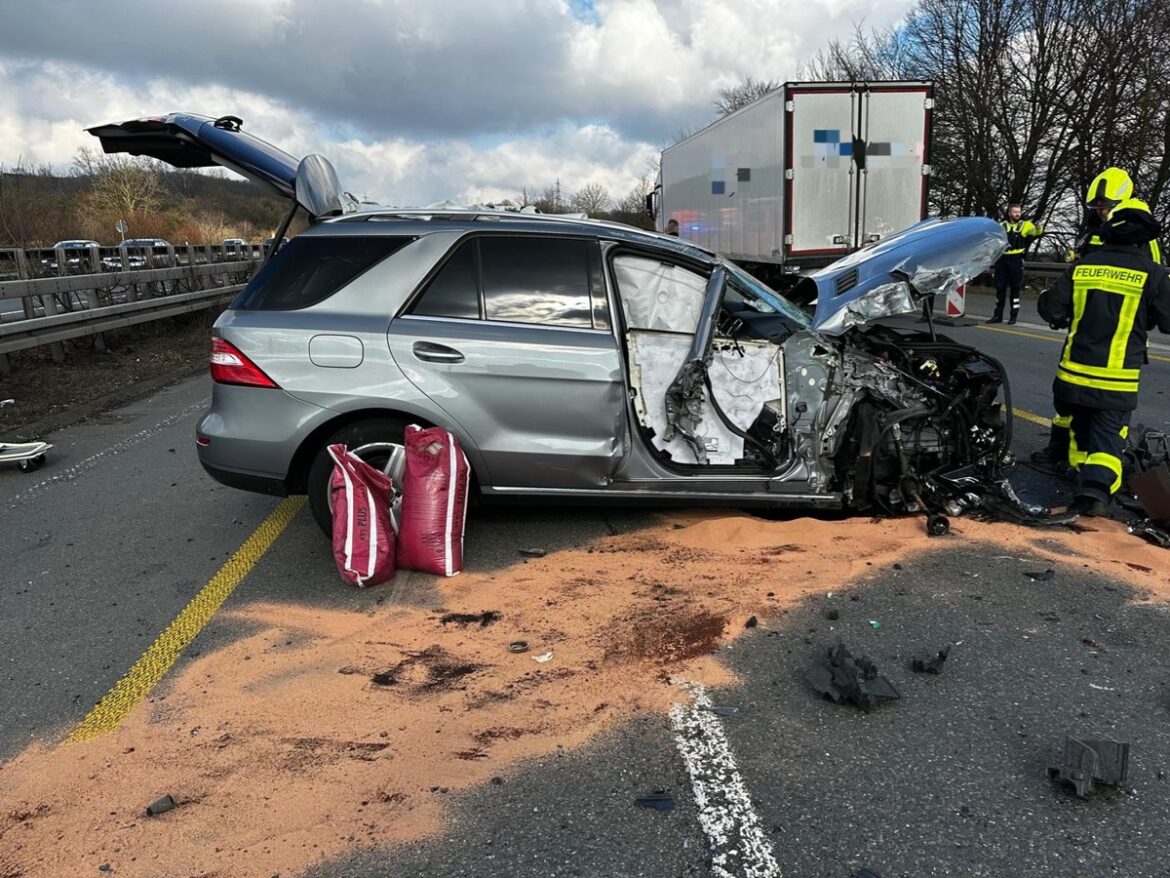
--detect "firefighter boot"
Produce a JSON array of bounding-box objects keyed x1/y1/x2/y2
[{"x1": 1030, "y1": 423, "x2": 1072, "y2": 476}]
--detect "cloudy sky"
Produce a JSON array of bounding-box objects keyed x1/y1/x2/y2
[{"x1": 0, "y1": 0, "x2": 914, "y2": 207}]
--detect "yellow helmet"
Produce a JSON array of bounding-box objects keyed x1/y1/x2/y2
[
  {"x1": 1109, "y1": 197, "x2": 1151, "y2": 217},
  {"x1": 1085, "y1": 167, "x2": 1134, "y2": 208}
]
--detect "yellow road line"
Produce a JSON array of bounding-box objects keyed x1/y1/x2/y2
[
  {"x1": 67, "y1": 495, "x2": 305, "y2": 743},
  {"x1": 1012, "y1": 407, "x2": 1052, "y2": 427},
  {"x1": 977, "y1": 323, "x2": 1170, "y2": 363}
]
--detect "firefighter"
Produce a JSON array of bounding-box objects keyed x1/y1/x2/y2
[
  {"x1": 1076, "y1": 166, "x2": 1162, "y2": 263},
  {"x1": 1032, "y1": 168, "x2": 1162, "y2": 471},
  {"x1": 989, "y1": 202, "x2": 1043, "y2": 324},
  {"x1": 1037, "y1": 198, "x2": 1170, "y2": 515}
]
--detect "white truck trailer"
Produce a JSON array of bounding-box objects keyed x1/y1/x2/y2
[{"x1": 652, "y1": 81, "x2": 933, "y2": 279}]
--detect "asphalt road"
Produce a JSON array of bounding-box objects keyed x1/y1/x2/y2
[{"x1": 2, "y1": 314, "x2": 1169, "y2": 877}]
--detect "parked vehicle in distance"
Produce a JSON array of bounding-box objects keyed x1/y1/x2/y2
[
  {"x1": 41, "y1": 240, "x2": 100, "y2": 272},
  {"x1": 89, "y1": 112, "x2": 1035, "y2": 539},
  {"x1": 222, "y1": 237, "x2": 249, "y2": 255},
  {"x1": 101, "y1": 238, "x2": 172, "y2": 271}
]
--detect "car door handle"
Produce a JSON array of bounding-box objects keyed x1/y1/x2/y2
[{"x1": 413, "y1": 341, "x2": 465, "y2": 363}]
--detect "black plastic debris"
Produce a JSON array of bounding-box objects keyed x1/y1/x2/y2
[
  {"x1": 1129, "y1": 519, "x2": 1170, "y2": 548},
  {"x1": 519, "y1": 548, "x2": 547, "y2": 558},
  {"x1": 825, "y1": 609, "x2": 840, "y2": 621},
  {"x1": 145, "y1": 795, "x2": 176, "y2": 816},
  {"x1": 807, "y1": 642, "x2": 900, "y2": 710},
  {"x1": 507, "y1": 640, "x2": 530, "y2": 653},
  {"x1": 1023, "y1": 569, "x2": 1055, "y2": 582},
  {"x1": 439, "y1": 611, "x2": 501, "y2": 627},
  {"x1": 634, "y1": 791, "x2": 676, "y2": 813},
  {"x1": 911, "y1": 645, "x2": 951, "y2": 674},
  {"x1": 1048, "y1": 737, "x2": 1130, "y2": 798},
  {"x1": 701, "y1": 705, "x2": 740, "y2": 717},
  {"x1": 745, "y1": 616, "x2": 759, "y2": 629}
]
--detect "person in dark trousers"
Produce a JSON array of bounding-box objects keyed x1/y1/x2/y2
[
  {"x1": 1037, "y1": 198, "x2": 1170, "y2": 515},
  {"x1": 989, "y1": 202, "x2": 1043, "y2": 324},
  {"x1": 1031, "y1": 167, "x2": 1163, "y2": 470}
]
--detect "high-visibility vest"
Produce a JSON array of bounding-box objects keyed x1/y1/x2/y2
[{"x1": 1001, "y1": 219, "x2": 1041, "y2": 256}]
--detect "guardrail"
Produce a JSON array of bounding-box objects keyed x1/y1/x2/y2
[
  {"x1": 0, "y1": 257, "x2": 260, "y2": 372},
  {"x1": 0, "y1": 243, "x2": 266, "y2": 283}
]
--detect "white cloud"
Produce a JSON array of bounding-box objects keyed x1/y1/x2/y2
[{"x1": 0, "y1": 0, "x2": 916, "y2": 204}]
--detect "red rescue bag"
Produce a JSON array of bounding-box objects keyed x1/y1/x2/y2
[
  {"x1": 328, "y1": 444, "x2": 396, "y2": 586},
  {"x1": 397, "y1": 425, "x2": 470, "y2": 576}
]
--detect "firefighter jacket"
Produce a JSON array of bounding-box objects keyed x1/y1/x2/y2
[
  {"x1": 1081, "y1": 233, "x2": 1162, "y2": 263},
  {"x1": 1039, "y1": 245, "x2": 1170, "y2": 410},
  {"x1": 1000, "y1": 219, "x2": 1042, "y2": 256}
]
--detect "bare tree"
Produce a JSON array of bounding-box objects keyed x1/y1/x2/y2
[
  {"x1": 74, "y1": 146, "x2": 163, "y2": 218},
  {"x1": 569, "y1": 182, "x2": 610, "y2": 215},
  {"x1": 713, "y1": 76, "x2": 781, "y2": 117}
]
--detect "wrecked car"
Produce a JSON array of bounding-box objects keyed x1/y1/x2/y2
[{"x1": 88, "y1": 113, "x2": 1031, "y2": 534}]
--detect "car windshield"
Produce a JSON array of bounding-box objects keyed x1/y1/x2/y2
[{"x1": 719, "y1": 258, "x2": 811, "y2": 329}]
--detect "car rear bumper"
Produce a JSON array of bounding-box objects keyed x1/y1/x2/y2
[{"x1": 195, "y1": 384, "x2": 332, "y2": 492}]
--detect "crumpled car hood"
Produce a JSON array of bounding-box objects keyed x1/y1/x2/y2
[{"x1": 807, "y1": 217, "x2": 1008, "y2": 335}]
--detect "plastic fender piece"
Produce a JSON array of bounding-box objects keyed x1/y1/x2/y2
[{"x1": 1048, "y1": 737, "x2": 1130, "y2": 798}]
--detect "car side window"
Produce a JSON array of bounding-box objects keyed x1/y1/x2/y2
[
  {"x1": 479, "y1": 237, "x2": 594, "y2": 329},
  {"x1": 410, "y1": 240, "x2": 480, "y2": 320}
]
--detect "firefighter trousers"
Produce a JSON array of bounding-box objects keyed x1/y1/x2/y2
[
  {"x1": 993, "y1": 256, "x2": 1024, "y2": 319},
  {"x1": 1053, "y1": 400, "x2": 1130, "y2": 502}
]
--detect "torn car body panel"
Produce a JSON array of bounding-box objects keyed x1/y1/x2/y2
[{"x1": 805, "y1": 218, "x2": 1008, "y2": 335}]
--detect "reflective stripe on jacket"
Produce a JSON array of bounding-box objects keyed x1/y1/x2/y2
[
  {"x1": 1039, "y1": 245, "x2": 1170, "y2": 410},
  {"x1": 1001, "y1": 219, "x2": 1041, "y2": 256}
]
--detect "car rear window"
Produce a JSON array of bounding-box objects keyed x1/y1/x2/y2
[{"x1": 233, "y1": 236, "x2": 411, "y2": 310}]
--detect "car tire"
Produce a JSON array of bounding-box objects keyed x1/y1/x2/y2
[{"x1": 306, "y1": 418, "x2": 408, "y2": 537}]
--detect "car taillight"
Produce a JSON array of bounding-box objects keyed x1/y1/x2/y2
[{"x1": 209, "y1": 337, "x2": 278, "y2": 388}]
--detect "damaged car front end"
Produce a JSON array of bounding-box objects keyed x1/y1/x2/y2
[{"x1": 660, "y1": 217, "x2": 1059, "y2": 530}]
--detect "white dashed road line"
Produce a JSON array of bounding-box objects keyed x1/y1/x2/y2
[
  {"x1": 5, "y1": 398, "x2": 209, "y2": 510},
  {"x1": 670, "y1": 682, "x2": 781, "y2": 878}
]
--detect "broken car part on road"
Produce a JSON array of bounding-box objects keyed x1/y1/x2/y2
[
  {"x1": 807, "y1": 642, "x2": 900, "y2": 710},
  {"x1": 1048, "y1": 737, "x2": 1130, "y2": 799}
]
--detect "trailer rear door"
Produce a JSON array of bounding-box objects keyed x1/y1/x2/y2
[
  {"x1": 856, "y1": 86, "x2": 932, "y2": 247},
  {"x1": 785, "y1": 86, "x2": 857, "y2": 257}
]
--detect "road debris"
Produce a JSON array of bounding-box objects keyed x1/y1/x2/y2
[
  {"x1": 634, "y1": 791, "x2": 676, "y2": 813},
  {"x1": 701, "y1": 705, "x2": 740, "y2": 717},
  {"x1": 145, "y1": 794, "x2": 177, "y2": 816},
  {"x1": 518, "y1": 548, "x2": 547, "y2": 558},
  {"x1": 533, "y1": 651, "x2": 554, "y2": 663},
  {"x1": 439, "y1": 611, "x2": 501, "y2": 628},
  {"x1": 745, "y1": 616, "x2": 758, "y2": 628},
  {"x1": 1128, "y1": 519, "x2": 1170, "y2": 548},
  {"x1": 1048, "y1": 736, "x2": 1130, "y2": 798},
  {"x1": 867, "y1": 619, "x2": 881, "y2": 630},
  {"x1": 825, "y1": 609, "x2": 840, "y2": 621},
  {"x1": 854, "y1": 870, "x2": 882, "y2": 878},
  {"x1": 1023, "y1": 568, "x2": 1056, "y2": 582},
  {"x1": 807, "y1": 642, "x2": 900, "y2": 710},
  {"x1": 507, "y1": 640, "x2": 529, "y2": 653},
  {"x1": 911, "y1": 645, "x2": 951, "y2": 674}
]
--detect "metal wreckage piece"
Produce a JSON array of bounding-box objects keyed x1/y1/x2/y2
[
  {"x1": 1125, "y1": 427, "x2": 1170, "y2": 547},
  {"x1": 807, "y1": 642, "x2": 900, "y2": 710},
  {"x1": 1048, "y1": 737, "x2": 1130, "y2": 799}
]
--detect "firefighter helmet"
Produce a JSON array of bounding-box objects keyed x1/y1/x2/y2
[{"x1": 1085, "y1": 167, "x2": 1134, "y2": 208}]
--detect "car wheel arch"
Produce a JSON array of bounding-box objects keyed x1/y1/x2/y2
[{"x1": 286, "y1": 407, "x2": 437, "y2": 494}]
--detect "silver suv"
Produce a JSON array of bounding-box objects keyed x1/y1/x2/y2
[{"x1": 89, "y1": 113, "x2": 1019, "y2": 534}]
